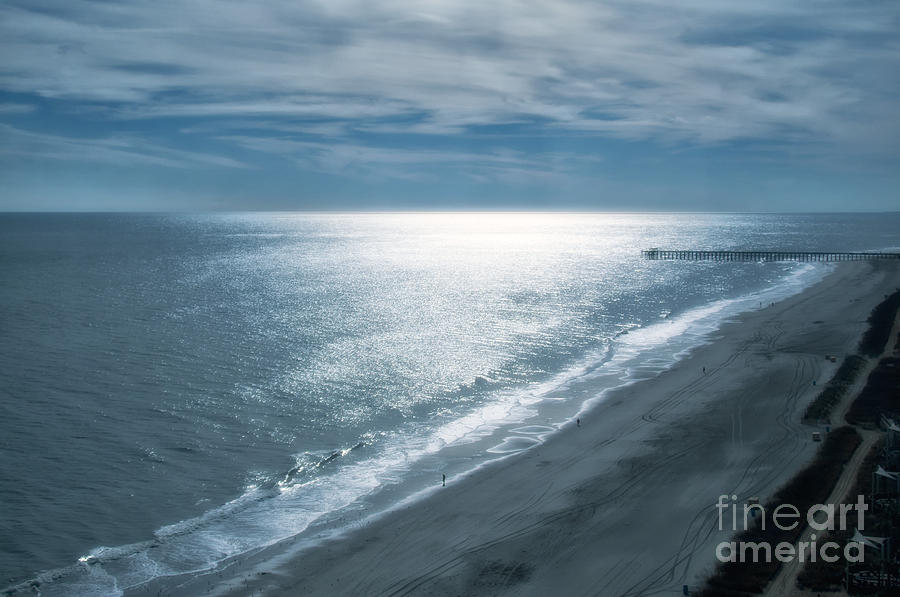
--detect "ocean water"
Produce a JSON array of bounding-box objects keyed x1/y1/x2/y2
[{"x1": 1, "y1": 212, "x2": 898, "y2": 595}]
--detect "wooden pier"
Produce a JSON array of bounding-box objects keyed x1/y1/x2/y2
[{"x1": 641, "y1": 249, "x2": 900, "y2": 262}]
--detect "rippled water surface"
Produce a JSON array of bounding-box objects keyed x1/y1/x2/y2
[{"x1": 1, "y1": 212, "x2": 898, "y2": 594}]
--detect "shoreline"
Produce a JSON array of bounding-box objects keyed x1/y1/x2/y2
[
  {"x1": 135, "y1": 260, "x2": 900, "y2": 597},
  {"x1": 1, "y1": 261, "x2": 824, "y2": 597}
]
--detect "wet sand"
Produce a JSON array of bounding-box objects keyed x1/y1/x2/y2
[{"x1": 138, "y1": 261, "x2": 900, "y2": 597}]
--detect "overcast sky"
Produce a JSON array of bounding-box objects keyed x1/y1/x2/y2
[{"x1": 1, "y1": 0, "x2": 898, "y2": 211}]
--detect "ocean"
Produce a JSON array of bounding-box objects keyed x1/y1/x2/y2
[{"x1": 1, "y1": 212, "x2": 898, "y2": 596}]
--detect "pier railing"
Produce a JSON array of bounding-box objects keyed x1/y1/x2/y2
[{"x1": 641, "y1": 249, "x2": 900, "y2": 262}]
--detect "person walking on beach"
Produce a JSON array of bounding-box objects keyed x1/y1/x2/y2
[
  {"x1": 576, "y1": 418, "x2": 580, "y2": 427},
  {"x1": 442, "y1": 474, "x2": 446, "y2": 487}
]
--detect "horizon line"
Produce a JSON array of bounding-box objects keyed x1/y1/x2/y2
[{"x1": 3, "y1": 209, "x2": 900, "y2": 216}]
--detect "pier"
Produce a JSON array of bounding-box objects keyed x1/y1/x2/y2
[{"x1": 641, "y1": 249, "x2": 900, "y2": 262}]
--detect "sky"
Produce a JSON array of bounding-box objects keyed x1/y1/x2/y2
[{"x1": 0, "y1": 0, "x2": 898, "y2": 212}]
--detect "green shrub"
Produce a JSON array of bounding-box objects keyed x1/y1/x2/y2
[
  {"x1": 803, "y1": 355, "x2": 867, "y2": 422},
  {"x1": 859, "y1": 290, "x2": 900, "y2": 357},
  {"x1": 697, "y1": 427, "x2": 861, "y2": 595}
]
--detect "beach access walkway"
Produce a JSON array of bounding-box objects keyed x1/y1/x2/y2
[{"x1": 763, "y1": 303, "x2": 900, "y2": 597}]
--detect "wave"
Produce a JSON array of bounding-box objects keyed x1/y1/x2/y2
[{"x1": 2, "y1": 262, "x2": 829, "y2": 597}]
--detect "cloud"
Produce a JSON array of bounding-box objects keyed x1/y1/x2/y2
[
  {"x1": 0, "y1": 0, "x2": 897, "y2": 172},
  {"x1": 0, "y1": 103, "x2": 36, "y2": 114},
  {"x1": 0, "y1": 124, "x2": 247, "y2": 169},
  {"x1": 219, "y1": 134, "x2": 593, "y2": 182}
]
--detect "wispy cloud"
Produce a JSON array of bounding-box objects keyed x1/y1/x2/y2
[
  {"x1": 0, "y1": 0, "x2": 898, "y2": 177},
  {"x1": 220, "y1": 134, "x2": 593, "y2": 182},
  {"x1": 0, "y1": 124, "x2": 247, "y2": 169},
  {"x1": 0, "y1": 103, "x2": 36, "y2": 114}
]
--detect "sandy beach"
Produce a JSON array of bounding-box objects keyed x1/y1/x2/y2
[{"x1": 137, "y1": 261, "x2": 900, "y2": 597}]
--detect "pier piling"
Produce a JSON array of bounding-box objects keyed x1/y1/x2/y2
[{"x1": 640, "y1": 249, "x2": 900, "y2": 262}]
